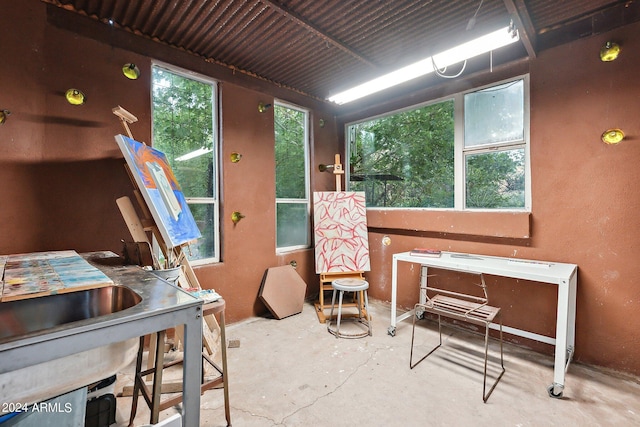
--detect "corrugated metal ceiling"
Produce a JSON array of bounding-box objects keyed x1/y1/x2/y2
[{"x1": 42, "y1": 0, "x2": 638, "y2": 102}]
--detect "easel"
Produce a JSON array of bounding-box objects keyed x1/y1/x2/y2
[
  {"x1": 314, "y1": 154, "x2": 367, "y2": 323},
  {"x1": 112, "y1": 107, "x2": 230, "y2": 426}
]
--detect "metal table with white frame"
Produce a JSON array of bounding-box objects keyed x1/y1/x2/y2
[{"x1": 389, "y1": 251, "x2": 578, "y2": 398}]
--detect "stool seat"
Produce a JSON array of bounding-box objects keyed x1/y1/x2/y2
[
  {"x1": 332, "y1": 278, "x2": 370, "y2": 291},
  {"x1": 327, "y1": 278, "x2": 372, "y2": 339}
]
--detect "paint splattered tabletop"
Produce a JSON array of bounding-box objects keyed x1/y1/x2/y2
[{"x1": 0, "y1": 250, "x2": 113, "y2": 302}]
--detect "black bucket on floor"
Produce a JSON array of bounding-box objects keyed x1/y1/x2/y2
[{"x1": 85, "y1": 375, "x2": 117, "y2": 427}]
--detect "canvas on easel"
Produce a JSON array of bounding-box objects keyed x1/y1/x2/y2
[
  {"x1": 312, "y1": 190, "x2": 370, "y2": 323},
  {"x1": 313, "y1": 191, "x2": 371, "y2": 273},
  {"x1": 115, "y1": 134, "x2": 201, "y2": 249}
]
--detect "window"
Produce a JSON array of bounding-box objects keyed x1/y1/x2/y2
[
  {"x1": 463, "y1": 79, "x2": 526, "y2": 209},
  {"x1": 349, "y1": 100, "x2": 455, "y2": 207},
  {"x1": 347, "y1": 76, "x2": 529, "y2": 210},
  {"x1": 275, "y1": 101, "x2": 310, "y2": 251},
  {"x1": 151, "y1": 63, "x2": 219, "y2": 263}
]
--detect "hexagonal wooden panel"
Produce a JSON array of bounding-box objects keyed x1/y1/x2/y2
[{"x1": 259, "y1": 265, "x2": 307, "y2": 319}]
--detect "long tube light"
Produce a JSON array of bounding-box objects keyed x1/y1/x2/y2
[{"x1": 327, "y1": 25, "x2": 520, "y2": 105}]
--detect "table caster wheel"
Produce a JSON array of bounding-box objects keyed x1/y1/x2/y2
[
  {"x1": 547, "y1": 384, "x2": 563, "y2": 398},
  {"x1": 415, "y1": 309, "x2": 424, "y2": 320},
  {"x1": 387, "y1": 326, "x2": 396, "y2": 337}
]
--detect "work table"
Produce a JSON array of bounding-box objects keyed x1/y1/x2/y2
[{"x1": 0, "y1": 251, "x2": 204, "y2": 426}]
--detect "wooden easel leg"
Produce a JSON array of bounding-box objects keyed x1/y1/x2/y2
[
  {"x1": 150, "y1": 330, "x2": 166, "y2": 424},
  {"x1": 219, "y1": 310, "x2": 231, "y2": 426},
  {"x1": 314, "y1": 282, "x2": 329, "y2": 323}
]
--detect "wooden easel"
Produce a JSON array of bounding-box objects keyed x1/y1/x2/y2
[
  {"x1": 114, "y1": 107, "x2": 230, "y2": 426},
  {"x1": 113, "y1": 105, "x2": 137, "y2": 139},
  {"x1": 314, "y1": 154, "x2": 367, "y2": 323},
  {"x1": 331, "y1": 153, "x2": 345, "y2": 191},
  {"x1": 113, "y1": 106, "x2": 220, "y2": 373}
]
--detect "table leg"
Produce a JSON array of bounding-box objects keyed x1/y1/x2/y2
[
  {"x1": 549, "y1": 275, "x2": 574, "y2": 398},
  {"x1": 182, "y1": 310, "x2": 203, "y2": 426},
  {"x1": 389, "y1": 256, "x2": 398, "y2": 336}
]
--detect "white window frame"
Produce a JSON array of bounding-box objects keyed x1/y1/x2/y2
[
  {"x1": 151, "y1": 61, "x2": 220, "y2": 265},
  {"x1": 457, "y1": 75, "x2": 531, "y2": 211},
  {"x1": 346, "y1": 74, "x2": 530, "y2": 212},
  {"x1": 274, "y1": 100, "x2": 311, "y2": 253}
]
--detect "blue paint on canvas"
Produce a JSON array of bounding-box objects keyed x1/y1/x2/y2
[{"x1": 116, "y1": 135, "x2": 201, "y2": 248}]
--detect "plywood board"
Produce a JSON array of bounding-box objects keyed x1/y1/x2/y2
[
  {"x1": 259, "y1": 266, "x2": 307, "y2": 319},
  {"x1": 1, "y1": 250, "x2": 113, "y2": 301},
  {"x1": 313, "y1": 191, "x2": 370, "y2": 273}
]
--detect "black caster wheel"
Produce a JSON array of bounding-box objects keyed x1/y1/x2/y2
[
  {"x1": 547, "y1": 384, "x2": 563, "y2": 398},
  {"x1": 387, "y1": 326, "x2": 396, "y2": 337}
]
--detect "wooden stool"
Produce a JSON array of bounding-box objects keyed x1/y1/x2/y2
[
  {"x1": 327, "y1": 278, "x2": 372, "y2": 339},
  {"x1": 129, "y1": 299, "x2": 231, "y2": 426}
]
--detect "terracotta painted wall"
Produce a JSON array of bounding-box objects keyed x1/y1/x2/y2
[
  {"x1": 0, "y1": 2, "x2": 339, "y2": 324},
  {"x1": 338, "y1": 22, "x2": 640, "y2": 375},
  {"x1": 528, "y1": 24, "x2": 640, "y2": 374},
  {"x1": 0, "y1": 2, "x2": 150, "y2": 255}
]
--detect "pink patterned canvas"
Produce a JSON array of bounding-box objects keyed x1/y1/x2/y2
[{"x1": 313, "y1": 192, "x2": 370, "y2": 273}]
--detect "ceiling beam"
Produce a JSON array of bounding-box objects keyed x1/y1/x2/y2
[
  {"x1": 503, "y1": 0, "x2": 537, "y2": 58},
  {"x1": 536, "y1": 0, "x2": 640, "y2": 52},
  {"x1": 260, "y1": 0, "x2": 379, "y2": 68}
]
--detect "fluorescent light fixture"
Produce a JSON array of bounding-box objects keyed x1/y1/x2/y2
[
  {"x1": 175, "y1": 147, "x2": 212, "y2": 161},
  {"x1": 327, "y1": 26, "x2": 520, "y2": 105}
]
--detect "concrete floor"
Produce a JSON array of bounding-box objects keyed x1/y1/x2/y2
[{"x1": 115, "y1": 300, "x2": 640, "y2": 426}]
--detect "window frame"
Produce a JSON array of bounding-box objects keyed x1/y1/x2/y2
[
  {"x1": 151, "y1": 61, "x2": 221, "y2": 265},
  {"x1": 274, "y1": 100, "x2": 311, "y2": 253},
  {"x1": 346, "y1": 74, "x2": 530, "y2": 212},
  {"x1": 458, "y1": 76, "x2": 530, "y2": 210}
]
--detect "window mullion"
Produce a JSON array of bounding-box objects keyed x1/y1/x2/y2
[
  {"x1": 454, "y1": 92, "x2": 464, "y2": 210},
  {"x1": 276, "y1": 198, "x2": 309, "y2": 204},
  {"x1": 463, "y1": 141, "x2": 525, "y2": 155}
]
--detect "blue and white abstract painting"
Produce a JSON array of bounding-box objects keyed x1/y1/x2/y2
[{"x1": 116, "y1": 134, "x2": 201, "y2": 249}]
